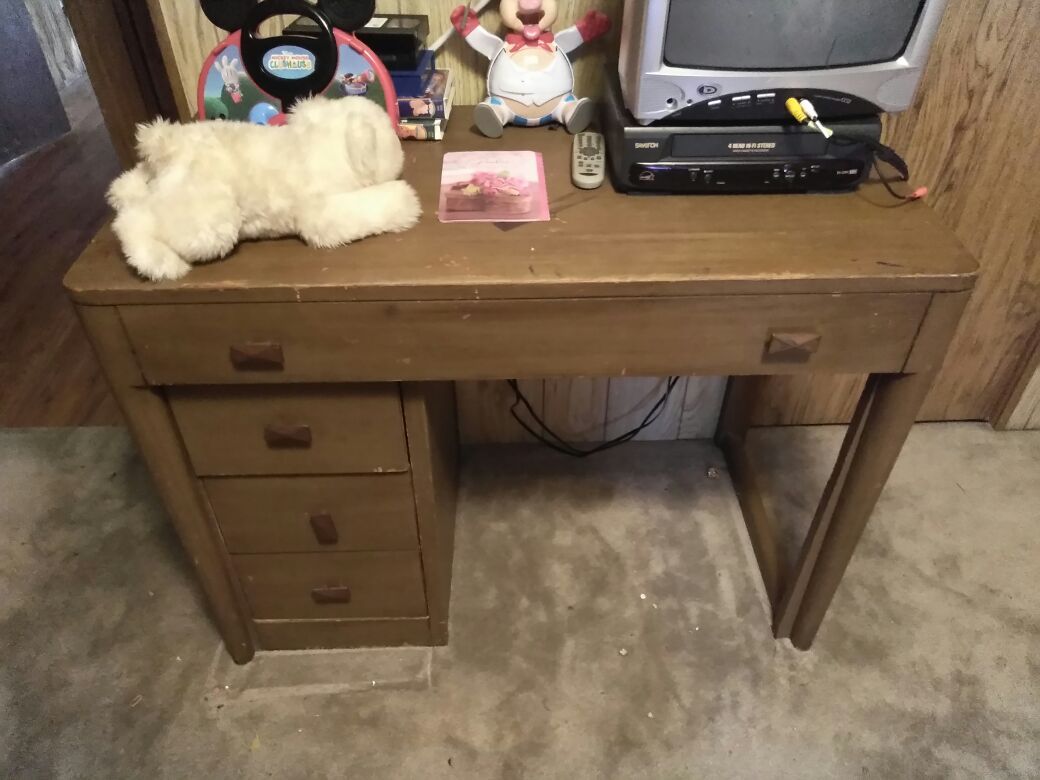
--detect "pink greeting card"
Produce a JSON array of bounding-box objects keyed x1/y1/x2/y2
[{"x1": 438, "y1": 150, "x2": 550, "y2": 223}]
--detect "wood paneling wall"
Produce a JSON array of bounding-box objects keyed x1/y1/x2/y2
[
  {"x1": 752, "y1": 0, "x2": 1040, "y2": 427},
  {"x1": 148, "y1": 0, "x2": 1037, "y2": 441},
  {"x1": 153, "y1": 0, "x2": 621, "y2": 118},
  {"x1": 893, "y1": 0, "x2": 1040, "y2": 424},
  {"x1": 1004, "y1": 371, "x2": 1040, "y2": 429},
  {"x1": 24, "y1": 0, "x2": 85, "y2": 90},
  {"x1": 151, "y1": 0, "x2": 231, "y2": 118},
  {"x1": 456, "y1": 377, "x2": 726, "y2": 445},
  {"x1": 1000, "y1": 335, "x2": 1040, "y2": 430},
  {"x1": 378, "y1": 0, "x2": 621, "y2": 106}
]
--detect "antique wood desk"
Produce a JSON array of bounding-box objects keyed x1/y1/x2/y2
[{"x1": 65, "y1": 119, "x2": 977, "y2": 664}]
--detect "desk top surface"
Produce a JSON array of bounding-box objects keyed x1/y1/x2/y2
[{"x1": 66, "y1": 109, "x2": 977, "y2": 305}]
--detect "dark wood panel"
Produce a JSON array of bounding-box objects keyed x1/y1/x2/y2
[
  {"x1": 205, "y1": 474, "x2": 419, "y2": 553},
  {"x1": 63, "y1": 0, "x2": 176, "y2": 167},
  {"x1": 167, "y1": 385, "x2": 410, "y2": 476}
]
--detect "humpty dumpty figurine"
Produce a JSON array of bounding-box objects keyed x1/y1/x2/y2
[{"x1": 450, "y1": 0, "x2": 611, "y2": 137}]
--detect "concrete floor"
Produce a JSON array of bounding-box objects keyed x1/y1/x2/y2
[{"x1": 1, "y1": 424, "x2": 1038, "y2": 778}]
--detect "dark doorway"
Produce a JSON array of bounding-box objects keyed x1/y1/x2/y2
[{"x1": 0, "y1": 0, "x2": 72, "y2": 165}]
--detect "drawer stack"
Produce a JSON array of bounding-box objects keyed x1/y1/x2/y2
[
  {"x1": 108, "y1": 304, "x2": 459, "y2": 654},
  {"x1": 166, "y1": 382, "x2": 446, "y2": 650}
]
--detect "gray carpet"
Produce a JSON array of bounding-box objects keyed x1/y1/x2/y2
[{"x1": 1, "y1": 424, "x2": 1038, "y2": 778}]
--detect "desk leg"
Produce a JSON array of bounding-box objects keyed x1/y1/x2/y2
[
  {"x1": 76, "y1": 305, "x2": 256, "y2": 664},
  {"x1": 715, "y1": 377, "x2": 785, "y2": 608},
  {"x1": 780, "y1": 291, "x2": 969, "y2": 649},
  {"x1": 775, "y1": 372, "x2": 930, "y2": 648}
]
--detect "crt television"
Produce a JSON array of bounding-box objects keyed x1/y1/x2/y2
[{"x1": 618, "y1": 0, "x2": 950, "y2": 125}]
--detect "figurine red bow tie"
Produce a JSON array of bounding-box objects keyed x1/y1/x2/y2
[{"x1": 505, "y1": 30, "x2": 555, "y2": 52}]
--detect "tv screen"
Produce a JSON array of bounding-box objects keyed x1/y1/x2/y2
[{"x1": 664, "y1": 0, "x2": 929, "y2": 71}]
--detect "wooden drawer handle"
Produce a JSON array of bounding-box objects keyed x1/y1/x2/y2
[
  {"x1": 264, "y1": 423, "x2": 312, "y2": 448},
  {"x1": 229, "y1": 341, "x2": 284, "y2": 371},
  {"x1": 309, "y1": 511, "x2": 339, "y2": 545},
  {"x1": 311, "y1": 586, "x2": 352, "y2": 605},
  {"x1": 766, "y1": 331, "x2": 821, "y2": 358}
]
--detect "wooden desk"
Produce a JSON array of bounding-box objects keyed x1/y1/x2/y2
[{"x1": 65, "y1": 117, "x2": 977, "y2": 663}]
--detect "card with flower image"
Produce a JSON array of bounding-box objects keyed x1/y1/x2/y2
[{"x1": 438, "y1": 150, "x2": 550, "y2": 223}]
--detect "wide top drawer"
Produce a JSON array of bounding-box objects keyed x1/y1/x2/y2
[{"x1": 119, "y1": 294, "x2": 931, "y2": 384}]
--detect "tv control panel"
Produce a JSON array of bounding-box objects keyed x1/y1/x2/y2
[{"x1": 665, "y1": 88, "x2": 882, "y2": 123}]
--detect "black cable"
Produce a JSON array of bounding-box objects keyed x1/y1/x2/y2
[
  {"x1": 507, "y1": 378, "x2": 682, "y2": 458},
  {"x1": 788, "y1": 101, "x2": 917, "y2": 201},
  {"x1": 509, "y1": 378, "x2": 679, "y2": 457},
  {"x1": 830, "y1": 133, "x2": 910, "y2": 181},
  {"x1": 829, "y1": 131, "x2": 921, "y2": 202},
  {"x1": 871, "y1": 158, "x2": 918, "y2": 202}
]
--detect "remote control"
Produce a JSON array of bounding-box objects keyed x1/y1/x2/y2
[{"x1": 572, "y1": 131, "x2": 606, "y2": 190}]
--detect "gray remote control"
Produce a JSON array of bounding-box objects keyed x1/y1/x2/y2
[{"x1": 572, "y1": 131, "x2": 606, "y2": 190}]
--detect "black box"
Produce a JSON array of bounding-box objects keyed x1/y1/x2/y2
[
  {"x1": 286, "y1": 15, "x2": 429, "y2": 70},
  {"x1": 602, "y1": 74, "x2": 881, "y2": 195},
  {"x1": 356, "y1": 14, "x2": 428, "y2": 70}
]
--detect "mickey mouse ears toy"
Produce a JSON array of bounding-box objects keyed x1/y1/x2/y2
[
  {"x1": 201, "y1": 0, "x2": 376, "y2": 37},
  {"x1": 197, "y1": 0, "x2": 397, "y2": 126}
]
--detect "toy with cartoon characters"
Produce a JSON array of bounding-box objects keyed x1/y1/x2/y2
[
  {"x1": 340, "y1": 69, "x2": 376, "y2": 96},
  {"x1": 449, "y1": 0, "x2": 610, "y2": 137},
  {"x1": 198, "y1": 0, "x2": 398, "y2": 126}
]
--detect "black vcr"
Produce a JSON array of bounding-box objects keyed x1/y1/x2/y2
[{"x1": 602, "y1": 75, "x2": 881, "y2": 195}]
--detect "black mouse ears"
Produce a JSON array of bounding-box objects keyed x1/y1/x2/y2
[
  {"x1": 200, "y1": 0, "x2": 256, "y2": 31},
  {"x1": 200, "y1": 0, "x2": 375, "y2": 33},
  {"x1": 317, "y1": 0, "x2": 375, "y2": 32}
]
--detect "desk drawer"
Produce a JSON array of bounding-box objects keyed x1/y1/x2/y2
[
  {"x1": 205, "y1": 474, "x2": 418, "y2": 553},
  {"x1": 233, "y1": 551, "x2": 427, "y2": 620},
  {"x1": 120, "y1": 294, "x2": 930, "y2": 383},
  {"x1": 168, "y1": 384, "x2": 408, "y2": 476}
]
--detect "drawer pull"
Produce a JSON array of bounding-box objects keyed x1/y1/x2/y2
[
  {"x1": 264, "y1": 423, "x2": 312, "y2": 448},
  {"x1": 766, "y1": 331, "x2": 821, "y2": 359},
  {"x1": 309, "y1": 511, "x2": 339, "y2": 545},
  {"x1": 311, "y1": 586, "x2": 352, "y2": 605},
  {"x1": 229, "y1": 342, "x2": 284, "y2": 371}
]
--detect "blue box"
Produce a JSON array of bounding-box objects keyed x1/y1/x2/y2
[{"x1": 389, "y1": 49, "x2": 436, "y2": 97}]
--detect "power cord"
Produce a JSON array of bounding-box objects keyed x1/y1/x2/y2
[
  {"x1": 508, "y1": 378, "x2": 682, "y2": 458},
  {"x1": 785, "y1": 97, "x2": 927, "y2": 202}
]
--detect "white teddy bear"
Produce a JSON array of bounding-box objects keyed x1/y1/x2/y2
[{"x1": 107, "y1": 96, "x2": 421, "y2": 281}]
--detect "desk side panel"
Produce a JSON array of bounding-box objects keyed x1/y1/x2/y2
[
  {"x1": 74, "y1": 305, "x2": 256, "y2": 663},
  {"x1": 403, "y1": 382, "x2": 460, "y2": 645}
]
